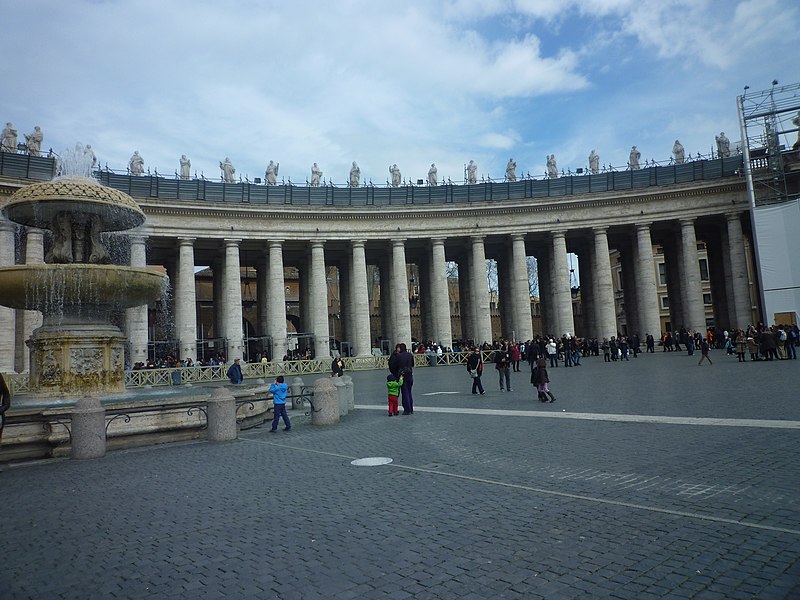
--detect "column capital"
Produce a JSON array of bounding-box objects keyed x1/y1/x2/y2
[
  {"x1": 470, "y1": 235, "x2": 485, "y2": 244},
  {"x1": 592, "y1": 226, "x2": 609, "y2": 235},
  {"x1": 391, "y1": 238, "x2": 406, "y2": 247},
  {"x1": 128, "y1": 233, "x2": 149, "y2": 245},
  {"x1": 635, "y1": 222, "x2": 653, "y2": 232},
  {"x1": 725, "y1": 211, "x2": 743, "y2": 222},
  {"x1": 551, "y1": 230, "x2": 567, "y2": 239},
  {"x1": 310, "y1": 239, "x2": 326, "y2": 248},
  {"x1": 679, "y1": 217, "x2": 695, "y2": 227},
  {"x1": 510, "y1": 233, "x2": 526, "y2": 243},
  {"x1": 268, "y1": 239, "x2": 284, "y2": 248},
  {"x1": 430, "y1": 237, "x2": 446, "y2": 247},
  {"x1": 223, "y1": 238, "x2": 241, "y2": 246},
  {"x1": 0, "y1": 219, "x2": 17, "y2": 233},
  {"x1": 177, "y1": 236, "x2": 196, "y2": 246},
  {"x1": 351, "y1": 239, "x2": 366, "y2": 249}
]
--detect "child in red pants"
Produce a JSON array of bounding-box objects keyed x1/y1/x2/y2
[{"x1": 386, "y1": 373, "x2": 403, "y2": 416}]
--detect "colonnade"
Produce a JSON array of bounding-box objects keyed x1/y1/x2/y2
[{"x1": 0, "y1": 210, "x2": 755, "y2": 371}]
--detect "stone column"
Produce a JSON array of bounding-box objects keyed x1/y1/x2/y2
[
  {"x1": 256, "y1": 253, "x2": 269, "y2": 338},
  {"x1": 497, "y1": 254, "x2": 512, "y2": 338},
  {"x1": 175, "y1": 237, "x2": 197, "y2": 362},
  {"x1": 458, "y1": 255, "x2": 472, "y2": 342},
  {"x1": 620, "y1": 248, "x2": 639, "y2": 336},
  {"x1": 378, "y1": 259, "x2": 392, "y2": 346},
  {"x1": 430, "y1": 238, "x2": 453, "y2": 349},
  {"x1": 726, "y1": 212, "x2": 753, "y2": 329},
  {"x1": 350, "y1": 240, "x2": 372, "y2": 356},
  {"x1": 212, "y1": 259, "x2": 225, "y2": 340},
  {"x1": 662, "y1": 238, "x2": 684, "y2": 333},
  {"x1": 19, "y1": 228, "x2": 44, "y2": 371},
  {"x1": 223, "y1": 239, "x2": 244, "y2": 361},
  {"x1": 470, "y1": 236, "x2": 493, "y2": 345},
  {"x1": 126, "y1": 233, "x2": 149, "y2": 366},
  {"x1": 338, "y1": 262, "x2": 351, "y2": 351},
  {"x1": 551, "y1": 231, "x2": 574, "y2": 337},
  {"x1": 418, "y1": 258, "x2": 433, "y2": 342},
  {"x1": 634, "y1": 224, "x2": 662, "y2": 340},
  {"x1": 537, "y1": 247, "x2": 553, "y2": 336},
  {"x1": 0, "y1": 219, "x2": 16, "y2": 372},
  {"x1": 309, "y1": 240, "x2": 331, "y2": 359},
  {"x1": 391, "y1": 239, "x2": 412, "y2": 346},
  {"x1": 576, "y1": 245, "x2": 594, "y2": 337},
  {"x1": 592, "y1": 228, "x2": 617, "y2": 340},
  {"x1": 268, "y1": 240, "x2": 287, "y2": 361},
  {"x1": 679, "y1": 218, "x2": 706, "y2": 332},
  {"x1": 510, "y1": 234, "x2": 533, "y2": 341}
]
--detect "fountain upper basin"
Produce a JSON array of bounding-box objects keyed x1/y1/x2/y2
[{"x1": 0, "y1": 264, "x2": 167, "y2": 312}]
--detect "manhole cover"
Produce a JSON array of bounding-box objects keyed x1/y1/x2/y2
[{"x1": 350, "y1": 457, "x2": 393, "y2": 467}]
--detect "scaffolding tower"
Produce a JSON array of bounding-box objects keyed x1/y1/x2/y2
[{"x1": 738, "y1": 80, "x2": 800, "y2": 325}]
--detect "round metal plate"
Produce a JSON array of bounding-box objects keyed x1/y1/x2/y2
[{"x1": 350, "y1": 457, "x2": 393, "y2": 467}]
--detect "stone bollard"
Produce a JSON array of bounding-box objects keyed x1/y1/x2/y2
[
  {"x1": 71, "y1": 396, "x2": 106, "y2": 459},
  {"x1": 312, "y1": 377, "x2": 339, "y2": 426},
  {"x1": 343, "y1": 375, "x2": 355, "y2": 412},
  {"x1": 290, "y1": 377, "x2": 305, "y2": 410},
  {"x1": 333, "y1": 376, "x2": 348, "y2": 417},
  {"x1": 207, "y1": 387, "x2": 237, "y2": 442}
]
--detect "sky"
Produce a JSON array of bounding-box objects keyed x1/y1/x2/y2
[{"x1": 3, "y1": 0, "x2": 799, "y2": 186}]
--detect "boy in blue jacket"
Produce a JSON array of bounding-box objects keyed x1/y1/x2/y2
[{"x1": 269, "y1": 375, "x2": 291, "y2": 432}]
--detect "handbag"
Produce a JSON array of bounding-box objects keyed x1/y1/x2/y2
[{"x1": 468, "y1": 369, "x2": 478, "y2": 378}]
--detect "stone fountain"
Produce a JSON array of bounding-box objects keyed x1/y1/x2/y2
[{"x1": 0, "y1": 144, "x2": 167, "y2": 398}]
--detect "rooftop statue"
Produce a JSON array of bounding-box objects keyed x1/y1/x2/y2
[
  {"x1": 266, "y1": 160, "x2": 279, "y2": 185},
  {"x1": 180, "y1": 155, "x2": 191, "y2": 180},
  {"x1": 25, "y1": 126, "x2": 43, "y2": 157},
  {"x1": 793, "y1": 112, "x2": 800, "y2": 150},
  {"x1": 466, "y1": 160, "x2": 477, "y2": 184},
  {"x1": 588, "y1": 150, "x2": 599, "y2": 174},
  {"x1": 428, "y1": 163, "x2": 438, "y2": 186},
  {"x1": 672, "y1": 140, "x2": 685, "y2": 164},
  {"x1": 220, "y1": 157, "x2": 236, "y2": 183},
  {"x1": 715, "y1": 132, "x2": 730, "y2": 158},
  {"x1": 389, "y1": 163, "x2": 401, "y2": 187},
  {"x1": 629, "y1": 146, "x2": 641, "y2": 170},
  {"x1": 506, "y1": 158, "x2": 516, "y2": 182},
  {"x1": 1, "y1": 122, "x2": 18, "y2": 152},
  {"x1": 349, "y1": 161, "x2": 360, "y2": 187},
  {"x1": 310, "y1": 162, "x2": 322, "y2": 187},
  {"x1": 547, "y1": 154, "x2": 558, "y2": 178},
  {"x1": 129, "y1": 151, "x2": 144, "y2": 176}
]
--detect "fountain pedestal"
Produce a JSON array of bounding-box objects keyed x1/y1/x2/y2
[{"x1": 28, "y1": 323, "x2": 127, "y2": 397}]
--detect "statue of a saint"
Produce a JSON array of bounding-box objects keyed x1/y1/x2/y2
[
  {"x1": 129, "y1": 151, "x2": 144, "y2": 176},
  {"x1": 546, "y1": 154, "x2": 558, "y2": 178},
  {"x1": 588, "y1": 150, "x2": 600, "y2": 174},
  {"x1": 220, "y1": 157, "x2": 235, "y2": 183},
  {"x1": 24, "y1": 126, "x2": 43, "y2": 157},
  {"x1": 389, "y1": 164, "x2": 401, "y2": 187},
  {"x1": 428, "y1": 163, "x2": 438, "y2": 186},
  {"x1": 180, "y1": 155, "x2": 191, "y2": 180},
  {"x1": 672, "y1": 140, "x2": 685, "y2": 164},
  {"x1": 466, "y1": 160, "x2": 477, "y2": 184},
  {"x1": 310, "y1": 162, "x2": 322, "y2": 187},
  {"x1": 629, "y1": 146, "x2": 641, "y2": 170},
  {"x1": 84, "y1": 144, "x2": 96, "y2": 168},
  {"x1": 506, "y1": 158, "x2": 517, "y2": 182},
  {"x1": 715, "y1": 132, "x2": 730, "y2": 158},
  {"x1": 265, "y1": 160, "x2": 279, "y2": 185},
  {"x1": 349, "y1": 161, "x2": 360, "y2": 187},
  {"x1": 1, "y1": 122, "x2": 18, "y2": 153}
]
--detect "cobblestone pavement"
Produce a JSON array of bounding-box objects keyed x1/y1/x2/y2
[{"x1": 1, "y1": 350, "x2": 799, "y2": 599}]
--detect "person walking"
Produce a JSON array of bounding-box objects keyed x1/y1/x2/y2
[
  {"x1": 331, "y1": 352, "x2": 344, "y2": 377},
  {"x1": 269, "y1": 375, "x2": 291, "y2": 431},
  {"x1": 226, "y1": 358, "x2": 243, "y2": 384},
  {"x1": 494, "y1": 344, "x2": 512, "y2": 392},
  {"x1": 546, "y1": 338, "x2": 558, "y2": 368},
  {"x1": 466, "y1": 347, "x2": 485, "y2": 395},
  {"x1": 698, "y1": 339, "x2": 713, "y2": 366},
  {"x1": 532, "y1": 357, "x2": 556, "y2": 403}
]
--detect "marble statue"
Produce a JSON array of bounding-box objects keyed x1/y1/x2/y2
[
  {"x1": 546, "y1": 154, "x2": 558, "y2": 178},
  {"x1": 310, "y1": 162, "x2": 322, "y2": 187},
  {"x1": 389, "y1": 164, "x2": 401, "y2": 187},
  {"x1": 220, "y1": 157, "x2": 235, "y2": 183},
  {"x1": 349, "y1": 161, "x2": 360, "y2": 187},
  {"x1": 129, "y1": 151, "x2": 144, "y2": 176},
  {"x1": 506, "y1": 158, "x2": 517, "y2": 182},
  {"x1": 85, "y1": 144, "x2": 96, "y2": 167},
  {"x1": 24, "y1": 126, "x2": 43, "y2": 157},
  {"x1": 715, "y1": 132, "x2": 730, "y2": 158},
  {"x1": 672, "y1": 140, "x2": 685, "y2": 164},
  {"x1": 466, "y1": 160, "x2": 477, "y2": 184},
  {"x1": 427, "y1": 163, "x2": 438, "y2": 186},
  {"x1": 793, "y1": 112, "x2": 800, "y2": 149},
  {"x1": 629, "y1": 146, "x2": 641, "y2": 170},
  {"x1": 1, "y1": 122, "x2": 18, "y2": 152},
  {"x1": 588, "y1": 150, "x2": 600, "y2": 174},
  {"x1": 265, "y1": 160, "x2": 279, "y2": 185},
  {"x1": 180, "y1": 155, "x2": 191, "y2": 180}
]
